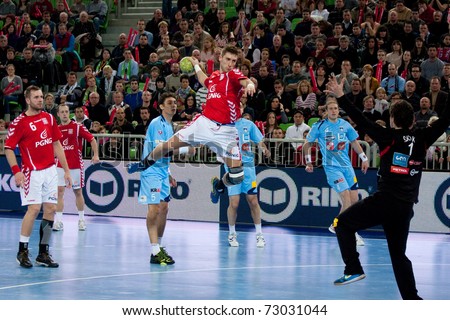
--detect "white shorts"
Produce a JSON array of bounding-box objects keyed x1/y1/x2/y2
[
  {"x1": 176, "y1": 115, "x2": 241, "y2": 161},
  {"x1": 21, "y1": 165, "x2": 58, "y2": 206},
  {"x1": 57, "y1": 167, "x2": 83, "y2": 189}
]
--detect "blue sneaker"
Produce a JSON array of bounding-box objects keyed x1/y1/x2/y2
[
  {"x1": 334, "y1": 274, "x2": 366, "y2": 286},
  {"x1": 210, "y1": 176, "x2": 220, "y2": 204},
  {"x1": 127, "y1": 159, "x2": 154, "y2": 174}
]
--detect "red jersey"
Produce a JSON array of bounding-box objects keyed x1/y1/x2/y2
[
  {"x1": 5, "y1": 112, "x2": 62, "y2": 171},
  {"x1": 202, "y1": 69, "x2": 247, "y2": 124},
  {"x1": 57, "y1": 121, "x2": 95, "y2": 169}
]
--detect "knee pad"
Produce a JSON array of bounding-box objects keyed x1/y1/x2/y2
[{"x1": 226, "y1": 166, "x2": 244, "y2": 185}]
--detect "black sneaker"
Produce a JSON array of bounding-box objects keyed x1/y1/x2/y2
[
  {"x1": 17, "y1": 250, "x2": 33, "y2": 268},
  {"x1": 160, "y1": 247, "x2": 174, "y2": 263},
  {"x1": 35, "y1": 252, "x2": 59, "y2": 268},
  {"x1": 150, "y1": 248, "x2": 175, "y2": 265}
]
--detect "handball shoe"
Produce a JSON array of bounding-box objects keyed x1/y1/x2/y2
[
  {"x1": 334, "y1": 274, "x2": 366, "y2": 286},
  {"x1": 17, "y1": 250, "x2": 33, "y2": 268},
  {"x1": 78, "y1": 219, "x2": 87, "y2": 231},
  {"x1": 210, "y1": 177, "x2": 220, "y2": 204},
  {"x1": 150, "y1": 248, "x2": 175, "y2": 265},
  {"x1": 36, "y1": 252, "x2": 59, "y2": 268},
  {"x1": 256, "y1": 233, "x2": 265, "y2": 248},
  {"x1": 228, "y1": 233, "x2": 239, "y2": 247},
  {"x1": 53, "y1": 221, "x2": 64, "y2": 231}
]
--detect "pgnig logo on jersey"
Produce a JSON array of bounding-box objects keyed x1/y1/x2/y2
[
  {"x1": 83, "y1": 163, "x2": 124, "y2": 213},
  {"x1": 434, "y1": 178, "x2": 450, "y2": 228},
  {"x1": 257, "y1": 169, "x2": 298, "y2": 223}
]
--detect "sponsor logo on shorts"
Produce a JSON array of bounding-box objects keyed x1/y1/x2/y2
[
  {"x1": 410, "y1": 169, "x2": 420, "y2": 176},
  {"x1": 390, "y1": 165, "x2": 409, "y2": 174},
  {"x1": 225, "y1": 151, "x2": 240, "y2": 158},
  {"x1": 334, "y1": 177, "x2": 344, "y2": 184},
  {"x1": 150, "y1": 188, "x2": 160, "y2": 192},
  {"x1": 393, "y1": 152, "x2": 409, "y2": 167}
]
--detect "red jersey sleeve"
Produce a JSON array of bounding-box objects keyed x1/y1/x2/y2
[
  {"x1": 50, "y1": 114, "x2": 63, "y2": 142},
  {"x1": 4, "y1": 116, "x2": 23, "y2": 150},
  {"x1": 78, "y1": 123, "x2": 95, "y2": 142}
]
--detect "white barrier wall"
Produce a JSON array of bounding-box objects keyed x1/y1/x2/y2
[
  {"x1": 60, "y1": 161, "x2": 450, "y2": 233},
  {"x1": 412, "y1": 172, "x2": 450, "y2": 233},
  {"x1": 63, "y1": 161, "x2": 219, "y2": 222}
]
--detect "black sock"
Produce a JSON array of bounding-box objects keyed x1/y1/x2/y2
[
  {"x1": 19, "y1": 242, "x2": 28, "y2": 252},
  {"x1": 39, "y1": 244, "x2": 49, "y2": 254},
  {"x1": 216, "y1": 179, "x2": 225, "y2": 193}
]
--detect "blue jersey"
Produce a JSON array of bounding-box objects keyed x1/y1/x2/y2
[
  {"x1": 235, "y1": 118, "x2": 264, "y2": 165},
  {"x1": 306, "y1": 118, "x2": 358, "y2": 168},
  {"x1": 141, "y1": 115, "x2": 173, "y2": 177}
]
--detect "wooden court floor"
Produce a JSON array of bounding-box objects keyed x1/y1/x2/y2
[{"x1": 0, "y1": 214, "x2": 448, "y2": 300}]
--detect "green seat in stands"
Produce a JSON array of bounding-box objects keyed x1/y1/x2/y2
[
  {"x1": 279, "y1": 123, "x2": 294, "y2": 132},
  {"x1": 290, "y1": 18, "x2": 303, "y2": 31},
  {"x1": 307, "y1": 117, "x2": 320, "y2": 127}
]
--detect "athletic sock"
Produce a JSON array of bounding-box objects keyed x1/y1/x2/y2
[
  {"x1": 19, "y1": 238, "x2": 29, "y2": 252},
  {"x1": 255, "y1": 224, "x2": 262, "y2": 234},
  {"x1": 216, "y1": 179, "x2": 225, "y2": 193},
  {"x1": 151, "y1": 243, "x2": 161, "y2": 255},
  {"x1": 55, "y1": 212, "x2": 63, "y2": 221},
  {"x1": 39, "y1": 219, "x2": 53, "y2": 253},
  {"x1": 229, "y1": 225, "x2": 236, "y2": 234},
  {"x1": 78, "y1": 210, "x2": 85, "y2": 220}
]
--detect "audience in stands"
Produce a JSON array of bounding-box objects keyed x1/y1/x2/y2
[{"x1": 0, "y1": 2, "x2": 448, "y2": 169}]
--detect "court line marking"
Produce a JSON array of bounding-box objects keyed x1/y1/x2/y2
[{"x1": 2, "y1": 262, "x2": 449, "y2": 291}]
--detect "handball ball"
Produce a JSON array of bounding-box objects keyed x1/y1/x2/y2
[{"x1": 180, "y1": 57, "x2": 195, "y2": 74}]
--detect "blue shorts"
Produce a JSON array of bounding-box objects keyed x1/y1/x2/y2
[
  {"x1": 138, "y1": 174, "x2": 171, "y2": 205},
  {"x1": 324, "y1": 166, "x2": 358, "y2": 194},
  {"x1": 226, "y1": 165, "x2": 258, "y2": 196}
]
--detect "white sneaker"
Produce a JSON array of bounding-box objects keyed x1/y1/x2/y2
[
  {"x1": 228, "y1": 232, "x2": 239, "y2": 247},
  {"x1": 256, "y1": 233, "x2": 265, "y2": 248},
  {"x1": 78, "y1": 219, "x2": 87, "y2": 231},
  {"x1": 355, "y1": 232, "x2": 365, "y2": 246},
  {"x1": 328, "y1": 223, "x2": 336, "y2": 234},
  {"x1": 53, "y1": 221, "x2": 64, "y2": 231}
]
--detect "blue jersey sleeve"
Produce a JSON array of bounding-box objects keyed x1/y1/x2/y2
[
  {"x1": 344, "y1": 120, "x2": 359, "y2": 142},
  {"x1": 306, "y1": 121, "x2": 320, "y2": 143},
  {"x1": 142, "y1": 116, "x2": 173, "y2": 173}
]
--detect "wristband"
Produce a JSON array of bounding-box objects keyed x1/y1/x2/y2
[
  {"x1": 247, "y1": 83, "x2": 255, "y2": 90},
  {"x1": 359, "y1": 153, "x2": 368, "y2": 162},
  {"x1": 11, "y1": 165, "x2": 21, "y2": 175},
  {"x1": 194, "y1": 64, "x2": 201, "y2": 73},
  {"x1": 179, "y1": 146, "x2": 190, "y2": 155},
  {"x1": 305, "y1": 154, "x2": 312, "y2": 164}
]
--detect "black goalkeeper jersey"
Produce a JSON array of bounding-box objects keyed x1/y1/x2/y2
[{"x1": 337, "y1": 96, "x2": 450, "y2": 203}]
